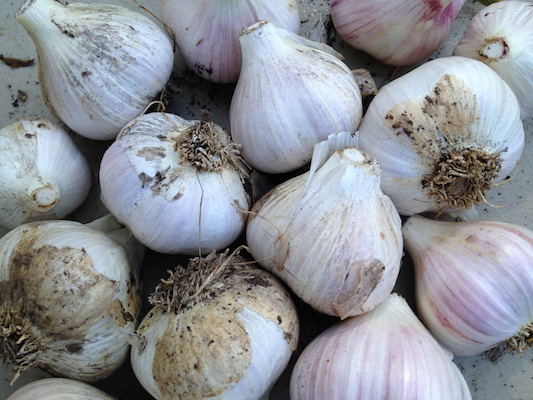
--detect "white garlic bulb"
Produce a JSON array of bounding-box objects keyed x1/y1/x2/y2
[
  {"x1": 454, "y1": 1, "x2": 533, "y2": 119},
  {"x1": 230, "y1": 20, "x2": 363, "y2": 174},
  {"x1": 161, "y1": 0, "x2": 300, "y2": 83},
  {"x1": 15, "y1": 0, "x2": 174, "y2": 141},
  {"x1": 330, "y1": 0, "x2": 467, "y2": 66},
  {"x1": 130, "y1": 248, "x2": 299, "y2": 400},
  {"x1": 0, "y1": 118, "x2": 91, "y2": 230},
  {"x1": 357, "y1": 56, "x2": 524, "y2": 216},
  {"x1": 246, "y1": 143, "x2": 403, "y2": 319},
  {"x1": 7, "y1": 378, "x2": 117, "y2": 400},
  {"x1": 290, "y1": 293, "x2": 472, "y2": 400},
  {"x1": 402, "y1": 215, "x2": 533, "y2": 357},
  {"x1": 99, "y1": 112, "x2": 251, "y2": 255},
  {"x1": 0, "y1": 215, "x2": 142, "y2": 383}
]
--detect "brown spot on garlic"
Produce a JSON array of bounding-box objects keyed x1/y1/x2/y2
[{"x1": 384, "y1": 73, "x2": 504, "y2": 212}]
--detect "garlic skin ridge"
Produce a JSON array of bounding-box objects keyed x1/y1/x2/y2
[
  {"x1": 99, "y1": 112, "x2": 251, "y2": 255},
  {"x1": 246, "y1": 147, "x2": 403, "y2": 319},
  {"x1": 0, "y1": 217, "x2": 142, "y2": 383},
  {"x1": 402, "y1": 215, "x2": 533, "y2": 357},
  {"x1": 357, "y1": 56, "x2": 524, "y2": 216},
  {"x1": 290, "y1": 293, "x2": 472, "y2": 400},
  {"x1": 130, "y1": 250, "x2": 299, "y2": 400},
  {"x1": 15, "y1": 0, "x2": 174, "y2": 140},
  {"x1": 330, "y1": 0, "x2": 467, "y2": 66},
  {"x1": 161, "y1": 0, "x2": 300, "y2": 83},
  {"x1": 230, "y1": 20, "x2": 363, "y2": 174},
  {"x1": 7, "y1": 378, "x2": 117, "y2": 400},
  {"x1": 454, "y1": 1, "x2": 533, "y2": 119},
  {"x1": 0, "y1": 118, "x2": 91, "y2": 230}
]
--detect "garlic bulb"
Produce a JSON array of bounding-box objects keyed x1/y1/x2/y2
[
  {"x1": 0, "y1": 118, "x2": 91, "y2": 230},
  {"x1": 246, "y1": 143, "x2": 403, "y2": 319},
  {"x1": 357, "y1": 56, "x2": 524, "y2": 216},
  {"x1": 161, "y1": 0, "x2": 300, "y2": 83},
  {"x1": 15, "y1": 0, "x2": 174, "y2": 141},
  {"x1": 402, "y1": 215, "x2": 533, "y2": 357},
  {"x1": 99, "y1": 112, "x2": 251, "y2": 255},
  {"x1": 130, "y1": 248, "x2": 299, "y2": 400},
  {"x1": 230, "y1": 20, "x2": 363, "y2": 174},
  {"x1": 290, "y1": 293, "x2": 472, "y2": 400},
  {"x1": 0, "y1": 215, "x2": 142, "y2": 383},
  {"x1": 330, "y1": 0, "x2": 467, "y2": 66},
  {"x1": 454, "y1": 1, "x2": 533, "y2": 119},
  {"x1": 7, "y1": 378, "x2": 117, "y2": 400}
]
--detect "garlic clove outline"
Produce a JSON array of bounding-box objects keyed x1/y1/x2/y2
[
  {"x1": 161, "y1": 0, "x2": 300, "y2": 83},
  {"x1": 357, "y1": 56, "x2": 525, "y2": 216},
  {"x1": 0, "y1": 118, "x2": 91, "y2": 230},
  {"x1": 330, "y1": 0, "x2": 467, "y2": 66},
  {"x1": 402, "y1": 215, "x2": 533, "y2": 357},
  {"x1": 290, "y1": 293, "x2": 472, "y2": 400},
  {"x1": 453, "y1": 1, "x2": 533, "y2": 119},
  {"x1": 246, "y1": 144, "x2": 403, "y2": 319},
  {"x1": 230, "y1": 20, "x2": 363, "y2": 174},
  {"x1": 0, "y1": 216, "x2": 143, "y2": 383},
  {"x1": 99, "y1": 112, "x2": 252, "y2": 255},
  {"x1": 15, "y1": 0, "x2": 174, "y2": 140},
  {"x1": 7, "y1": 377, "x2": 117, "y2": 400},
  {"x1": 130, "y1": 247, "x2": 299, "y2": 400}
]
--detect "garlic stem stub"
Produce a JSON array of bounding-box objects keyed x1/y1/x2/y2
[
  {"x1": 7, "y1": 377, "x2": 117, "y2": 400},
  {"x1": 330, "y1": 0, "x2": 467, "y2": 66},
  {"x1": 99, "y1": 112, "x2": 251, "y2": 255},
  {"x1": 130, "y1": 248, "x2": 299, "y2": 400},
  {"x1": 230, "y1": 20, "x2": 363, "y2": 174},
  {"x1": 15, "y1": 0, "x2": 174, "y2": 140},
  {"x1": 453, "y1": 1, "x2": 533, "y2": 119},
  {"x1": 161, "y1": 0, "x2": 300, "y2": 83},
  {"x1": 402, "y1": 215, "x2": 533, "y2": 357},
  {"x1": 246, "y1": 146, "x2": 403, "y2": 319},
  {"x1": 357, "y1": 56, "x2": 525, "y2": 216},
  {"x1": 0, "y1": 118, "x2": 91, "y2": 230},
  {"x1": 0, "y1": 218, "x2": 142, "y2": 383},
  {"x1": 290, "y1": 293, "x2": 472, "y2": 400}
]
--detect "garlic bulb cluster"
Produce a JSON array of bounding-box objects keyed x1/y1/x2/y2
[
  {"x1": 7, "y1": 378, "x2": 117, "y2": 400},
  {"x1": 0, "y1": 118, "x2": 91, "y2": 230},
  {"x1": 454, "y1": 1, "x2": 533, "y2": 119},
  {"x1": 0, "y1": 215, "x2": 142, "y2": 383},
  {"x1": 402, "y1": 215, "x2": 533, "y2": 357},
  {"x1": 330, "y1": 0, "x2": 467, "y2": 66},
  {"x1": 357, "y1": 56, "x2": 525, "y2": 216},
  {"x1": 161, "y1": 0, "x2": 300, "y2": 83},
  {"x1": 230, "y1": 20, "x2": 363, "y2": 174},
  {"x1": 130, "y1": 248, "x2": 299, "y2": 400},
  {"x1": 15, "y1": 0, "x2": 174, "y2": 141},
  {"x1": 246, "y1": 143, "x2": 403, "y2": 319},
  {"x1": 290, "y1": 293, "x2": 472, "y2": 400},
  {"x1": 99, "y1": 112, "x2": 251, "y2": 255}
]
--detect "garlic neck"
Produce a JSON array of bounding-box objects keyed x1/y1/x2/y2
[
  {"x1": 480, "y1": 37, "x2": 510, "y2": 62},
  {"x1": 16, "y1": 0, "x2": 60, "y2": 41},
  {"x1": 27, "y1": 182, "x2": 59, "y2": 212}
]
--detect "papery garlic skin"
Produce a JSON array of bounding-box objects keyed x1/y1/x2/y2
[
  {"x1": 99, "y1": 112, "x2": 251, "y2": 255},
  {"x1": 0, "y1": 118, "x2": 91, "y2": 229},
  {"x1": 290, "y1": 293, "x2": 472, "y2": 400},
  {"x1": 246, "y1": 147, "x2": 403, "y2": 319},
  {"x1": 330, "y1": 0, "x2": 467, "y2": 66},
  {"x1": 7, "y1": 378, "x2": 117, "y2": 400},
  {"x1": 0, "y1": 218, "x2": 142, "y2": 382},
  {"x1": 16, "y1": 0, "x2": 174, "y2": 140},
  {"x1": 454, "y1": 1, "x2": 533, "y2": 119},
  {"x1": 161, "y1": 0, "x2": 300, "y2": 83},
  {"x1": 130, "y1": 251, "x2": 299, "y2": 400},
  {"x1": 357, "y1": 56, "x2": 524, "y2": 216},
  {"x1": 230, "y1": 20, "x2": 363, "y2": 174},
  {"x1": 402, "y1": 215, "x2": 533, "y2": 357}
]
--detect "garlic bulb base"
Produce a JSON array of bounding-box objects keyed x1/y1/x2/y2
[
  {"x1": 505, "y1": 321, "x2": 533, "y2": 355},
  {"x1": 423, "y1": 147, "x2": 504, "y2": 213}
]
